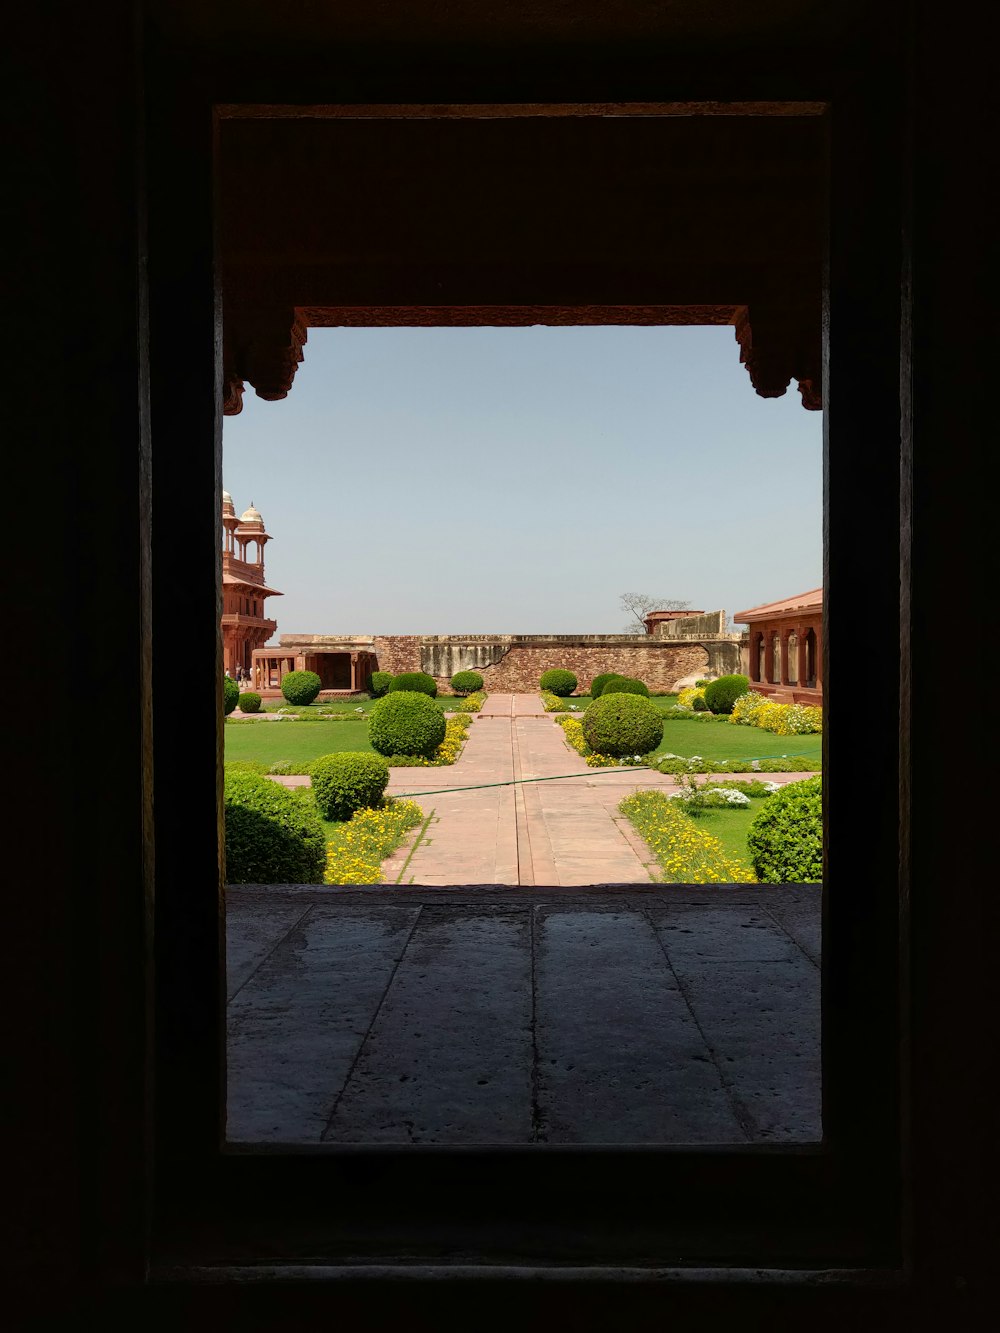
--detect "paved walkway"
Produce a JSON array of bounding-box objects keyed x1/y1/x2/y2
[
  {"x1": 227, "y1": 885, "x2": 821, "y2": 1145},
  {"x1": 381, "y1": 694, "x2": 808, "y2": 886}
]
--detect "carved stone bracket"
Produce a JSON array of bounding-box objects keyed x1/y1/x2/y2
[
  {"x1": 223, "y1": 306, "x2": 308, "y2": 416},
  {"x1": 222, "y1": 301, "x2": 821, "y2": 415},
  {"x1": 734, "y1": 302, "x2": 822, "y2": 410}
]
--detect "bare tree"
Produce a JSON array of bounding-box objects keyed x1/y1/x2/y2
[{"x1": 619, "y1": 592, "x2": 692, "y2": 634}]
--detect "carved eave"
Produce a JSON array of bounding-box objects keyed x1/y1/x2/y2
[
  {"x1": 223, "y1": 301, "x2": 821, "y2": 415},
  {"x1": 734, "y1": 303, "x2": 823, "y2": 411},
  {"x1": 223, "y1": 306, "x2": 308, "y2": 416}
]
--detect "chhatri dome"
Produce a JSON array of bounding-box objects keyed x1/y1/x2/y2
[{"x1": 237, "y1": 502, "x2": 264, "y2": 529}]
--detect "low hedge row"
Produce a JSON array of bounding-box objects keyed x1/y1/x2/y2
[{"x1": 649, "y1": 754, "x2": 821, "y2": 775}]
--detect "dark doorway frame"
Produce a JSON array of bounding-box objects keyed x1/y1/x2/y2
[{"x1": 148, "y1": 95, "x2": 904, "y2": 1276}]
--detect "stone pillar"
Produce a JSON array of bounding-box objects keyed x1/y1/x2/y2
[
  {"x1": 779, "y1": 630, "x2": 791, "y2": 685},
  {"x1": 350, "y1": 653, "x2": 359, "y2": 691},
  {"x1": 764, "y1": 626, "x2": 775, "y2": 685},
  {"x1": 814, "y1": 624, "x2": 823, "y2": 688},
  {"x1": 797, "y1": 631, "x2": 808, "y2": 690}
]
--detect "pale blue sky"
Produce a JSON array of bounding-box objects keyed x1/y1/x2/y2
[{"x1": 223, "y1": 326, "x2": 821, "y2": 637}]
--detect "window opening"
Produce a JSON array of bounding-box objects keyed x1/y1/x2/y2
[{"x1": 217, "y1": 110, "x2": 825, "y2": 1151}]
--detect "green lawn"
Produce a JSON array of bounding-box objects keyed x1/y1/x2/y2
[
  {"x1": 684, "y1": 804, "x2": 759, "y2": 876},
  {"x1": 651, "y1": 719, "x2": 821, "y2": 763},
  {"x1": 225, "y1": 719, "x2": 372, "y2": 766}
]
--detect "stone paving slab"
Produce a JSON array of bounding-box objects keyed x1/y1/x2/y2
[
  {"x1": 534, "y1": 906, "x2": 743, "y2": 1142},
  {"x1": 226, "y1": 887, "x2": 821, "y2": 1145},
  {"x1": 227, "y1": 904, "x2": 421, "y2": 1142},
  {"x1": 322, "y1": 906, "x2": 533, "y2": 1143}
]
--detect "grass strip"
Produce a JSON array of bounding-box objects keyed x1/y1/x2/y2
[{"x1": 619, "y1": 789, "x2": 756, "y2": 884}]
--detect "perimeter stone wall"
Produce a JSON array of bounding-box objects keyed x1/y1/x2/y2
[{"x1": 371, "y1": 635, "x2": 716, "y2": 694}]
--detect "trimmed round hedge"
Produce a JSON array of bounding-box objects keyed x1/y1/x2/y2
[
  {"x1": 280, "y1": 669, "x2": 322, "y2": 705},
  {"x1": 387, "y1": 671, "x2": 438, "y2": 698},
  {"x1": 238, "y1": 691, "x2": 262, "y2": 713},
  {"x1": 600, "y1": 676, "x2": 649, "y2": 698},
  {"x1": 369, "y1": 691, "x2": 446, "y2": 758},
  {"x1": 539, "y1": 668, "x2": 577, "y2": 697},
  {"x1": 450, "y1": 670, "x2": 484, "y2": 696},
  {"x1": 369, "y1": 671, "x2": 394, "y2": 698},
  {"x1": 746, "y1": 776, "x2": 823, "y2": 883},
  {"x1": 582, "y1": 693, "x2": 664, "y2": 757},
  {"x1": 224, "y1": 770, "x2": 326, "y2": 883},
  {"x1": 703, "y1": 673, "x2": 750, "y2": 715},
  {"x1": 692, "y1": 694, "x2": 710, "y2": 711},
  {"x1": 223, "y1": 675, "x2": 240, "y2": 715},
  {"x1": 310, "y1": 751, "x2": 390, "y2": 822},
  {"x1": 589, "y1": 672, "x2": 623, "y2": 700}
]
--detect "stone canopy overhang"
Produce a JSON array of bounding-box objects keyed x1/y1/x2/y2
[
  {"x1": 222, "y1": 572, "x2": 283, "y2": 596},
  {"x1": 734, "y1": 588, "x2": 823, "y2": 624}
]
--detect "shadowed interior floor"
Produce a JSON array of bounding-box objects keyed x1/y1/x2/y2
[{"x1": 227, "y1": 885, "x2": 820, "y2": 1145}]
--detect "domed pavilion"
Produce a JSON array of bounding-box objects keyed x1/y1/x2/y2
[{"x1": 221, "y1": 492, "x2": 282, "y2": 681}]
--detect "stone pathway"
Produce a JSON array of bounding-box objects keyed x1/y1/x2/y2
[
  {"x1": 226, "y1": 885, "x2": 821, "y2": 1144},
  {"x1": 381, "y1": 694, "x2": 810, "y2": 887}
]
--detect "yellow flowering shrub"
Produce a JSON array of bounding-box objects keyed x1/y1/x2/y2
[
  {"x1": 452, "y1": 691, "x2": 486, "y2": 713},
  {"x1": 619, "y1": 789, "x2": 756, "y2": 883},
  {"x1": 323, "y1": 798, "x2": 424, "y2": 884},
  {"x1": 729, "y1": 692, "x2": 822, "y2": 735},
  {"x1": 677, "y1": 685, "x2": 707, "y2": 709}
]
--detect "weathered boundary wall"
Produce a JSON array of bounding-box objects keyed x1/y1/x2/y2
[
  {"x1": 656, "y1": 610, "x2": 727, "y2": 638},
  {"x1": 370, "y1": 634, "x2": 745, "y2": 694},
  {"x1": 469, "y1": 643, "x2": 710, "y2": 694},
  {"x1": 280, "y1": 633, "x2": 745, "y2": 694}
]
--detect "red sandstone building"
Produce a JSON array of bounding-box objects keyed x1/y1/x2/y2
[
  {"x1": 221, "y1": 492, "x2": 281, "y2": 679},
  {"x1": 734, "y1": 588, "x2": 823, "y2": 703}
]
